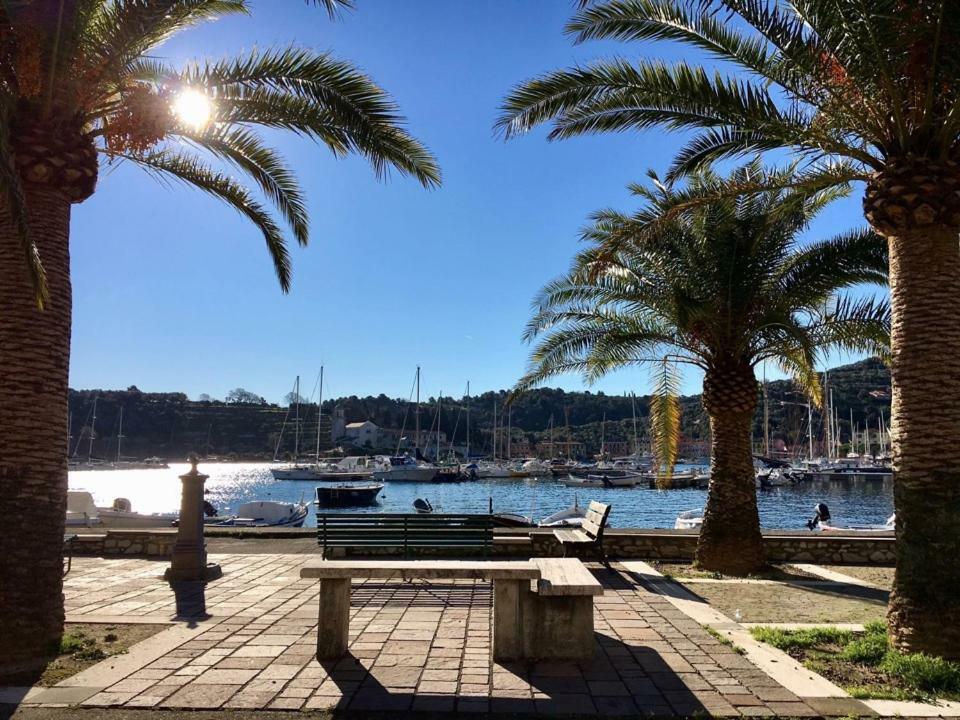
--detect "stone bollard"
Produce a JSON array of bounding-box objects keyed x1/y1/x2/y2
[{"x1": 164, "y1": 455, "x2": 222, "y2": 584}]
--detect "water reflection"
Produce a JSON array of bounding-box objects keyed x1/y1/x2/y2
[{"x1": 69, "y1": 463, "x2": 894, "y2": 530}]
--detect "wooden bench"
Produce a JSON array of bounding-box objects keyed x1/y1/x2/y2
[
  {"x1": 553, "y1": 501, "x2": 611, "y2": 564},
  {"x1": 316, "y1": 513, "x2": 496, "y2": 559},
  {"x1": 300, "y1": 558, "x2": 602, "y2": 662}
]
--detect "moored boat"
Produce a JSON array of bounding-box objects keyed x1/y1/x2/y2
[
  {"x1": 213, "y1": 500, "x2": 309, "y2": 527},
  {"x1": 316, "y1": 483, "x2": 383, "y2": 507},
  {"x1": 539, "y1": 499, "x2": 587, "y2": 528},
  {"x1": 806, "y1": 503, "x2": 894, "y2": 532},
  {"x1": 66, "y1": 490, "x2": 179, "y2": 527},
  {"x1": 674, "y1": 508, "x2": 703, "y2": 530}
]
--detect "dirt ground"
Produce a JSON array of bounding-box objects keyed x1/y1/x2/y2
[
  {"x1": 653, "y1": 561, "x2": 819, "y2": 581},
  {"x1": 681, "y1": 581, "x2": 890, "y2": 624},
  {"x1": 2, "y1": 624, "x2": 168, "y2": 688},
  {"x1": 823, "y1": 565, "x2": 895, "y2": 589}
]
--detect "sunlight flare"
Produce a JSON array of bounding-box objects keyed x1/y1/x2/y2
[{"x1": 172, "y1": 88, "x2": 213, "y2": 130}]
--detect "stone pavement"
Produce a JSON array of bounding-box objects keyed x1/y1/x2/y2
[{"x1": 10, "y1": 554, "x2": 880, "y2": 716}]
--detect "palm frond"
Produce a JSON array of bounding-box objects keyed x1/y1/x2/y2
[
  {"x1": 115, "y1": 149, "x2": 293, "y2": 291},
  {"x1": 306, "y1": 0, "x2": 355, "y2": 20},
  {"x1": 179, "y1": 47, "x2": 440, "y2": 187},
  {"x1": 83, "y1": 1, "x2": 248, "y2": 86},
  {"x1": 176, "y1": 126, "x2": 309, "y2": 246},
  {"x1": 814, "y1": 294, "x2": 892, "y2": 364},
  {"x1": 650, "y1": 357, "x2": 681, "y2": 487}
]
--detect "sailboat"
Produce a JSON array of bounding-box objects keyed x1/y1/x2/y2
[
  {"x1": 271, "y1": 370, "x2": 376, "y2": 481},
  {"x1": 372, "y1": 367, "x2": 439, "y2": 482}
]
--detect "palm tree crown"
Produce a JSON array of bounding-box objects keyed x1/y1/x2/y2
[
  {"x1": 498, "y1": 1, "x2": 959, "y2": 188},
  {"x1": 518, "y1": 165, "x2": 889, "y2": 462},
  {"x1": 1, "y1": 0, "x2": 440, "y2": 301}
]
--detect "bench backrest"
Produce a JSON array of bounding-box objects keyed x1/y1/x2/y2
[
  {"x1": 317, "y1": 513, "x2": 495, "y2": 557},
  {"x1": 581, "y1": 501, "x2": 611, "y2": 542}
]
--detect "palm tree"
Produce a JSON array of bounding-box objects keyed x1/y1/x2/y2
[
  {"x1": 0, "y1": 0, "x2": 438, "y2": 671},
  {"x1": 516, "y1": 166, "x2": 888, "y2": 575},
  {"x1": 497, "y1": 0, "x2": 960, "y2": 659}
]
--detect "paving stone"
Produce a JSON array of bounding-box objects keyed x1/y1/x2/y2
[{"x1": 160, "y1": 683, "x2": 238, "y2": 709}]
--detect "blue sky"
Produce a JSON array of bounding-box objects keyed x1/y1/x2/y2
[{"x1": 69, "y1": 0, "x2": 877, "y2": 404}]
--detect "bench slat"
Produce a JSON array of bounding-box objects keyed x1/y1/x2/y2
[
  {"x1": 532, "y1": 558, "x2": 604, "y2": 596},
  {"x1": 301, "y1": 560, "x2": 538, "y2": 580}
]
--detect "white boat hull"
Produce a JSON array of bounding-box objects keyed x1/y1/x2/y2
[
  {"x1": 374, "y1": 466, "x2": 438, "y2": 482},
  {"x1": 98, "y1": 510, "x2": 179, "y2": 528}
]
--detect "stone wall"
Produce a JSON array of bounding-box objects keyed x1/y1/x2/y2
[
  {"x1": 70, "y1": 527, "x2": 895, "y2": 565},
  {"x1": 72, "y1": 530, "x2": 177, "y2": 558}
]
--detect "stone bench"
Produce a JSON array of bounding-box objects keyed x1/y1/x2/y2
[{"x1": 300, "y1": 558, "x2": 603, "y2": 662}]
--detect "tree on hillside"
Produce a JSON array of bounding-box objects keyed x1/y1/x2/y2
[
  {"x1": 515, "y1": 166, "x2": 889, "y2": 574},
  {"x1": 0, "y1": 0, "x2": 439, "y2": 670},
  {"x1": 226, "y1": 388, "x2": 264, "y2": 405},
  {"x1": 498, "y1": 0, "x2": 960, "y2": 659}
]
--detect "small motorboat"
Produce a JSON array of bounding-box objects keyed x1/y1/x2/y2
[
  {"x1": 493, "y1": 512, "x2": 534, "y2": 527},
  {"x1": 315, "y1": 483, "x2": 384, "y2": 507},
  {"x1": 66, "y1": 490, "x2": 179, "y2": 527},
  {"x1": 413, "y1": 498, "x2": 434, "y2": 514},
  {"x1": 560, "y1": 474, "x2": 604, "y2": 488},
  {"x1": 213, "y1": 500, "x2": 309, "y2": 527},
  {"x1": 674, "y1": 508, "x2": 703, "y2": 530},
  {"x1": 98, "y1": 497, "x2": 179, "y2": 527},
  {"x1": 598, "y1": 472, "x2": 645, "y2": 488},
  {"x1": 539, "y1": 499, "x2": 587, "y2": 528},
  {"x1": 806, "y1": 503, "x2": 895, "y2": 533}
]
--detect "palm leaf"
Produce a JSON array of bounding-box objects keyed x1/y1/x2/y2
[
  {"x1": 115, "y1": 149, "x2": 293, "y2": 291},
  {"x1": 178, "y1": 47, "x2": 440, "y2": 187},
  {"x1": 650, "y1": 357, "x2": 681, "y2": 487},
  {"x1": 177, "y1": 126, "x2": 309, "y2": 246}
]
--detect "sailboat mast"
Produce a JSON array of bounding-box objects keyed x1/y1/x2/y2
[
  {"x1": 823, "y1": 368, "x2": 831, "y2": 460},
  {"x1": 762, "y1": 366, "x2": 770, "y2": 456},
  {"x1": 549, "y1": 414, "x2": 554, "y2": 459},
  {"x1": 631, "y1": 393, "x2": 638, "y2": 457},
  {"x1": 492, "y1": 400, "x2": 497, "y2": 460},
  {"x1": 465, "y1": 381, "x2": 470, "y2": 461},
  {"x1": 507, "y1": 406, "x2": 512, "y2": 460},
  {"x1": 415, "y1": 366, "x2": 420, "y2": 455},
  {"x1": 600, "y1": 411, "x2": 606, "y2": 460},
  {"x1": 294, "y1": 375, "x2": 300, "y2": 460},
  {"x1": 315, "y1": 367, "x2": 324, "y2": 463},
  {"x1": 88, "y1": 397, "x2": 98, "y2": 460},
  {"x1": 849, "y1": 408, "x2": 854, "y2": 456},
  {"x1": 436, "y1": 391, "x2": 442, "y2": 461},
  {"x1": 807, "y1": 400, "x2": 813, "y2": 461},
  {"x1": 117, "y1": 406, "x2": 124, "y2": 462}
]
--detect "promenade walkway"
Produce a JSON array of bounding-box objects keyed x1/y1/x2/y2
[{"x1": 0, "y1": 554, "x2": 920, "y2": 716}]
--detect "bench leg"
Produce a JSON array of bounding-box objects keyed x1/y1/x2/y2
[
  {"x1": 316, "y1": 578, "x2": 351, "y2": 660},
  {"x1": 492, "y1": 579, "x2": 524, "y2": 662},
  {"x1": 522, "y1": 593, "x2": 595, "y2": 662}
]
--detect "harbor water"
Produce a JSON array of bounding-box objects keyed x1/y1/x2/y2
[{"x1": 69, "y1": 462, "x2": 894, "y2": 530}]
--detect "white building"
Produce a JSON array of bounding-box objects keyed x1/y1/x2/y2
[{"x1": 344, "y1": 421, "x2": 379, "y2": 448}]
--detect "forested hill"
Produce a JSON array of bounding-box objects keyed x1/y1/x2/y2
[{"x1": 68, "y1": 358, "x2": 891, "y2": 461}]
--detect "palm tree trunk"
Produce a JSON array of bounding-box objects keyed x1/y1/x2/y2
[
  {"x1": 696, "y1": 361, "x2": 764, "y2": 575},
  {"x1": 886, "y1": 225, "x2": 960, "y2": 660},
  {"x1": 0, "y1": 188, "x2": 73, "y2": 672}
]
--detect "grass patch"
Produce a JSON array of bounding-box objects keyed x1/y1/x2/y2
[
  {"x1": 751, "y1": 625, "x2": 853, "y2": 651},
  {"x1": 0, "y1": 623, "x2": 168, "y2": 687},
  {"x1": 751, "y1": 621, "x2": 960, "y2": 702},
  {"x1": 702, "y1": 625, "x2": 746, "y2": 655}
]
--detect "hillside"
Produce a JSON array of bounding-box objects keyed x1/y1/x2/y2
[{"x1": 68, "y1": 358, "x2": 891, "y2": 462}]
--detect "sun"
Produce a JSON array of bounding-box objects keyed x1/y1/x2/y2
[{"x1": 172, "y1": 88, "x2": 213, "y2": 130}]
